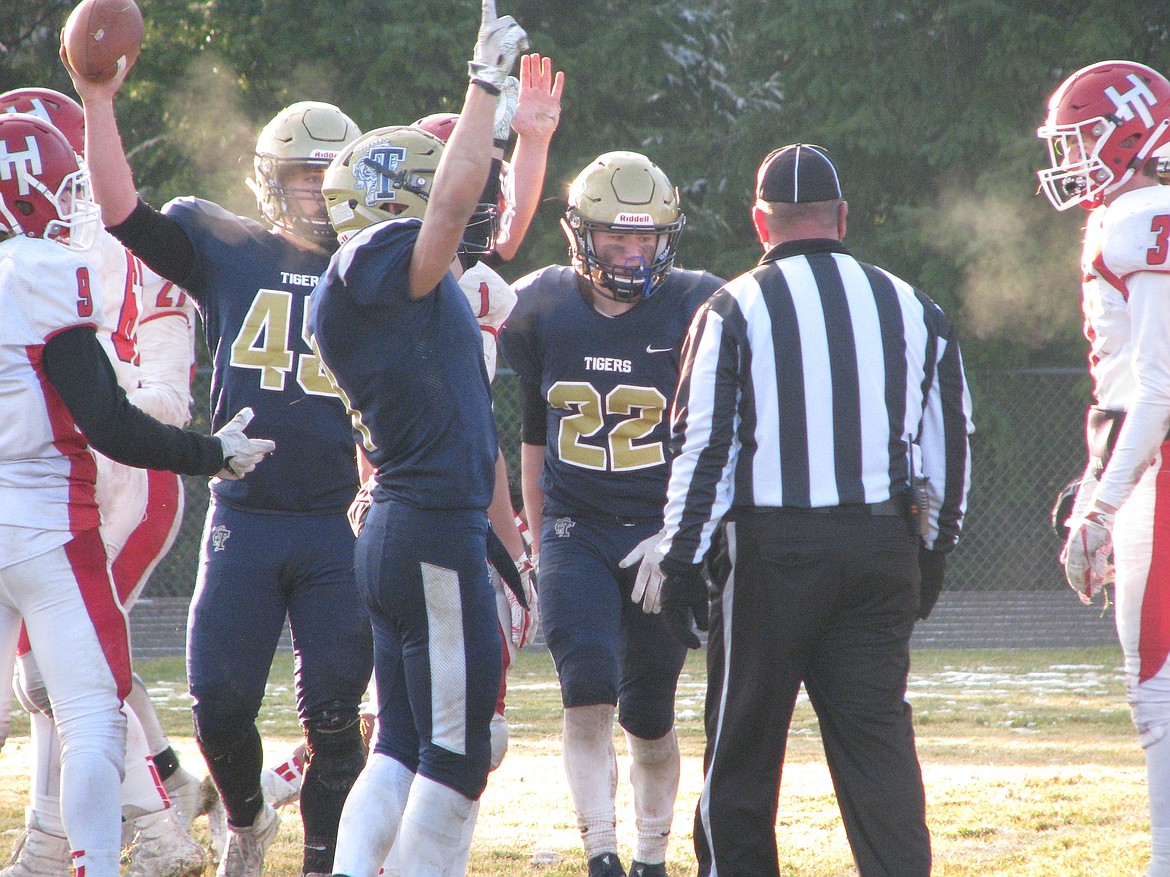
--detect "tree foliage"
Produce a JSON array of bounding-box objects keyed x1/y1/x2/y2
[{"x1": 3, "y1": 0, "x2": 1168, "y2": 365}]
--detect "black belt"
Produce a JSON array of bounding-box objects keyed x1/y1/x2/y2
[{"x1": 740, "y1": 496, "x2": 909, "y2": 518}]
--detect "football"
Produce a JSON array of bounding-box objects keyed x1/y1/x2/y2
[{"x1": 61, "y1": 0, "x2": 144, "y2": 83}]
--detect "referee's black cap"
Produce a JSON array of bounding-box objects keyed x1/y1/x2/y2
[{"x1": 756, "y1": 143, "x2": 842, "y2": 203}]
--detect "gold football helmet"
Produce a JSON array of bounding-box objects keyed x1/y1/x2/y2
[
  {"x1": 561, "y1": 150, "x2": 685, "y2": 302},
  {"x1": 322, "y1": 125, "x2": 444, "y2": 242},
  {"x1": 249, "y1": 101, "x2": 361, "y2": 244}
]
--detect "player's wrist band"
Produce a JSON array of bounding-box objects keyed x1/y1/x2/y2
[{"x1": 470, "y1": 77, "x2": 502, "y2": 97}]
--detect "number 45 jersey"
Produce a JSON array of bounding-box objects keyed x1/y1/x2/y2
[
  {"x1": 163, "y1": 197, "x2": 357, "y2": 513},
  {"x1": 499, "y1": 265, "x2": 721, "y2": 520}
]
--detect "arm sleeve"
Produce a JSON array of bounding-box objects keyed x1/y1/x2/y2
[
  {"x1": 129, "y1": 294, "x2": 195, "y2": 427},
  {"x1": 106, "y1": 198, "x2": 197, "y2": 287},
  {"x1": 42, "y1": 326, "x2": 223, "y2": 476},
  {"x1": 1094, "y1": 271, "x2": 1170, "y2": 509},
  {"x1": 519, "y1": 378, "x2": 546, "y2": 445}
]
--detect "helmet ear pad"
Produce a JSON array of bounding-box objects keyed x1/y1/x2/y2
[{"x1": 562, "y1": 151, "x2": 685, "y2": 302}]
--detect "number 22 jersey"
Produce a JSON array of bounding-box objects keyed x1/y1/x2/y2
[{"x1": 499, "y1": 266, "x2": 721, "y2": 520}]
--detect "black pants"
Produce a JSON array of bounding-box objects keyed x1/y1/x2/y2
[{"x1": 694, "y1": 510, "x2": 929, "y2": 877}]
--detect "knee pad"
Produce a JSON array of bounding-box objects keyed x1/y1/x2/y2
[
  {"x1": 304, "y1": 709, "x2": 367, "y2": 793},
  {"x1": 1140, "y1": 722, "x2": 1170, "y2": 750},
  {"x1": 192, "y1": 702, "x2": 256, "y2": 759},
  {"x1": 15, "y1": 652, "x2": 50, "y2": 717},
  {"x1": 617, "y1": 694, "x2": 676, "y2": 742},
  {"x1": 626, "y1": 728, "x2": 678, "y2": 766},
  {"x1": 489, "y1": 711, "x2": 508, "y2": 771},
  {"x1": 555, "y1": 646, "x2": 619, "y2": 709}
]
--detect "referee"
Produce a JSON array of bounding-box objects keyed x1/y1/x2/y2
[{"x1": 651, "y1": 144, "x2": 973, "y2": 876}]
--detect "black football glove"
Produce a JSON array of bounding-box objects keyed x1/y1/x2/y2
[
  {"x1": 918, "y1": 545, "x2": 948, "y2": 620},
  {"x1": 660, "y1": 557, "x2": 708, "y2": 649}
]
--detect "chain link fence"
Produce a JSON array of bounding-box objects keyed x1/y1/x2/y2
[{"x1": 146, "y1": 367, "x2": 1093, "y2": 598}]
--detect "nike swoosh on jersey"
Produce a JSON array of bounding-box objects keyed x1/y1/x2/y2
[{"x1": 645, "y1": 344, "x2": 673, "y2": 353}]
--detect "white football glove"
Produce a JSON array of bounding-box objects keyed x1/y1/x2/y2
[
  {"x1": 1061, "y1": 509, "x2": 1115, "y2": 605},
  {"x1": 506, "y1": 554, "x2": 538, "y2": 649},
  {"x1": 348, "y1": 477, "x2": 374, "y2": 537},
  {"x1": 214, "y1": 408, "x2": 275, "y2": 480},
  {"x1": 468, "y1": 0, "x2": 529, "y2": 91},
  {"x1": 620, "y1": 530, "x2": 667, "y2": 614},
  {"x1": 491, "y1": 75, "x2": 519, "y2": 142},
  {"x1": 493, "y1": 75, "x2": 520, "y2": 141}
]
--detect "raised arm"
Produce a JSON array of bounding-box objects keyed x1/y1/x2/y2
[
  {"x1": 495, "y1": 53, "x2": 564, "y2": 262},
  {"x1": 60, "y1": 47, "x2": 139, "y2": 227},
  {"x1": 409, "y1": 1, "x2": 527, "y2": 298}
]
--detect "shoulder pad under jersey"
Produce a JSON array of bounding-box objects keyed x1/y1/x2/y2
[{"x1": 1100, "y1": 186, "x2": 1170, "y2": 280}]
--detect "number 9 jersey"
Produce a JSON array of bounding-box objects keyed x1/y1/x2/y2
[{"x1": 498, "y1": 265, "x2": 721, "y2": 519}]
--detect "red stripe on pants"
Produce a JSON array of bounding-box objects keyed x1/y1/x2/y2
[
  {"x1": 1140, "y1": 447, "x2": 1170, "y2": 684},
  {"x1": 111, "y1": 470, "x2": 182, "y2": 604},
  {"x1": 64, "y1": 529, "x2": 132, "y2": 701}
]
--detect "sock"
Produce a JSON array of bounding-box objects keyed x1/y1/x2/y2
[
  {"x1": 1143, "y1": 722, "x2": 1170, "y2": 877},
  {"x1": 121, "y1": 709, "x2": 169, "y2": 820},
  {"x1": 333, "y1": 753, "x2": 414, "y2": 877},
  {"x1": 564, "y1": 705, "x2": 619, "y2": 859},
  {"x1": 626, "y1": 728, "x2": 679, "y2": 864},
  {"x1": 396, "y1": 775, "x2": 475, "y2": 877}
]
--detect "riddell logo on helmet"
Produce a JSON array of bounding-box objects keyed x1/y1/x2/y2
[
  {"x1": 615, "y1": 212, "x2": 654, "y2": 225},
  {"x1": 310, "y1": 149, "x2": 339, "y2": 160}
]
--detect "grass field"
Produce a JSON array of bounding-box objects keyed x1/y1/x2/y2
[{"x1": 0, "y1": 645, "x2": 1150, "y2": 876}]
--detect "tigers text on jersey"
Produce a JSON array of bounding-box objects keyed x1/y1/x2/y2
[
  {"x1": 309, "y1": 218, "x2": 498, "y2": 511},
  {"x1": 662, "y1": 239, "x2": 974, "y2": 564},
  {"x1": 1079, "y1": 185, "x2": 1170, "y2": 510},
  {"x1": 0, "y1": 235, "x2": 104, "y2": 565},
  {"x1": 498, "y1": 266, "x2": 722, "y2": 519},
  {"x1": 164, "y1": 197, "x2": 357, "y2": 513}
]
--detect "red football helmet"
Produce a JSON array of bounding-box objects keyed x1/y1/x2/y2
[
  {"x1": 0, "y1": 113, "x2": 100, "y2": 250},
  {"x1": 412, "y1": 112, "x2": 506, "y2": 258},
  {"x1": 1037, "y1": 60, "x2": 1170, "y2": 210},
  {"x1": 413, "y1": 112, "x2": 459, "y2": 144},
  {"x1": 0, "y1": 88, "x2": 85, "y2": 155}
]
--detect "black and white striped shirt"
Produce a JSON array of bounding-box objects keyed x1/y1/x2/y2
[{"x1": 661, "y1": 238, "x2": 973, "y2": 565}]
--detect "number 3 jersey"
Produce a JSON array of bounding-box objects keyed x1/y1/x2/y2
[
  {"x1": 163, "y1": 197, "x2": 357, "y2": 512},
  {"x1": 1080, "y1": 185, "x2": 1170, "y2": 511},
  {"x1": 499, "y1": 266, "x2": 722, "y2": 519}
]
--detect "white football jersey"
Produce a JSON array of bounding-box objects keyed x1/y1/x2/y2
[
  {"x1": 87, "y1": 228, "x2": 196, "y2": 555},
  {"x1": 88, "y1": 226, "x2": 195, "y2": 422},
  {"x1": 1081, "y1": 185, "x2": 1170, "y2": 509},
  {"x1": 0, "y1": 235, "x2": 105, "y2": 566},
  {"x1": 458, "y1": 260, "x2": 517, "y2": 382}
]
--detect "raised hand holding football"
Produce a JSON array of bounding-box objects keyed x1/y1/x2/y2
[{"x1": 62, "y1": 0, "x2": 144, "y2": 83}]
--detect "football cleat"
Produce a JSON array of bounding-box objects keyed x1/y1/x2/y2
[
  {"x1": 0, "y1": 823, "x2": 71, "y2": 877},
  {"x1": 162, "y1": 766, "x2": 207, "y2": 832},
  {"x1": 123, "y1": 808, "x2": 207, "y2": 877},
  {"x1": 588, "y1": 852, "x2": 628, "y2": 877},
  {"x1": 216, "y1": 802, "x2": 279, "y2": 877},
  {"x1": 629, "y1": 861, "x2": 668, "y2": 877}
]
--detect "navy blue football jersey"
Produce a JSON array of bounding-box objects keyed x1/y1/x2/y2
[
  {"x1": 163, "y1": 198, "x2": 358, "y2": 513},
  {"x1": 309, "y1": 219, "x2": 497, "y2": 511},
  {"x1": 498, "y1": 266, "x2": 721, "y2": 519}
]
